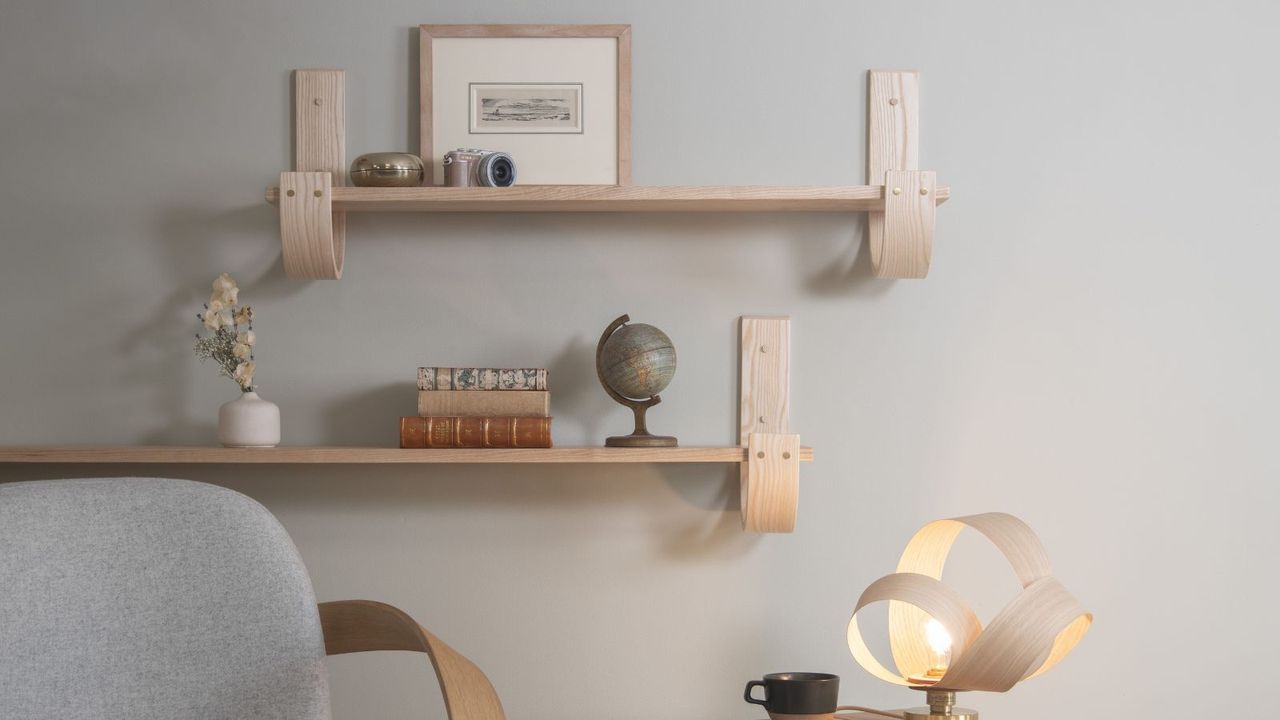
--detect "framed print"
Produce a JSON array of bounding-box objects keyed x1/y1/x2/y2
[
  {"x1": 469, "y1": 83, "x2": 583, "y2": 134},
  {"x1": 420, "y1": 24, "x2": 632, "y2": 186}
]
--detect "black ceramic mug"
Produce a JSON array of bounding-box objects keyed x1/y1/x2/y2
[{"x1": 744, "y1": 672, "x2": 840, "y2": 720}]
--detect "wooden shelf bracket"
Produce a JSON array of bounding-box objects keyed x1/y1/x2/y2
[
  {"x1": 739, "y1": 315, "x2": 800, "y2": 533},
  {"x1": 283, "y1": 70, "x2": 346, "y2": 279},
  {"x1": 868, "y1": 70, "x2": 936, "y2": 279}
]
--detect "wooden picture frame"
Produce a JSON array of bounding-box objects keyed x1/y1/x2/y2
[{"x1": 419, "y1": 24, "x2": 632, "y2": 186}]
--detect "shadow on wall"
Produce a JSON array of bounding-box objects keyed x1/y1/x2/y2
[
  {"x1": 0, "y1": 465, "x2": 760, "y2": 561},
  {"x1": 304, "y1": 373, "x2": 757, "y2": 559},
  {"x1": 656, "y1": 464, "x2": 762, "y2": 560},
  {"x1": 547, "y1": 333, "x2": 617, "y2": 445},
  {"x1": 219, "y1": 462, "x2": 762, "y2": 561},
  {"x1": 321, "y1": 382, "x2": 413, "y2": 446},
  {"x1": 408, "y1": 27, "x2": 420, "y2": 153},
  {"x1": 130, "y1": 203, "x2": 301, "y2": 443},
  {"x1": 801, "y1": 213, "x2": 894, "y2": 299}
]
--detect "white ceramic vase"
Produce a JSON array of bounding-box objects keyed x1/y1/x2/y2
[{"x1": 218, "y1": 391, "x2": 281, "y2": 447}]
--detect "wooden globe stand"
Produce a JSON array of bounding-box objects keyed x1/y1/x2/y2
[
  {"x1": 604, "y1": 395, "x2": 677, "y2": 448},
  {"x1": 596, "y1": 314, "x2": 678, "y2": 448}
]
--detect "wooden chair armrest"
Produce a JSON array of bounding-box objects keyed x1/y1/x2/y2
[{"x1": 319, "y1": 600, "x2": 506, "y2": 720}]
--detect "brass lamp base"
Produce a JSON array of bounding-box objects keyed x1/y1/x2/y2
[{"x1": 903, "y1": 689, "x2": 978, "y2": 720}]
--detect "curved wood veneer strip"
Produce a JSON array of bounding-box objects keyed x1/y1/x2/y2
[
  {"x1": 319, "y1": 600, "x2": 505, "y2": 720},
  {"x1": 847, "y1": 573, "x2": 983, "y2": 687},
  {"x1": 939, "y1": 577, "x2": 1089, "y2": 692},
  {"x1": 889, "y1": 513, "x2": 1053, "y2": 674}
]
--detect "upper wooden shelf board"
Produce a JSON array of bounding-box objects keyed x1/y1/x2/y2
[
  {"x1": 265, "y1": 184, "x2": 950, "y2": 213},
  {"x1": 0, "y1": 446, "x2": 815, "y2": 465}
]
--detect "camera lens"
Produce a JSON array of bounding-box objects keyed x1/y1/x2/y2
[
  {"x1": 491, "y1": 160, "x2": 512, "y2": 185},
  {"x1": 480, "y1": 153, "x2": 515, "y2": 187}
]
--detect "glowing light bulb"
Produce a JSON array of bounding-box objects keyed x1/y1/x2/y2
[{"x1": 924, "y1": 618, "x2": 953, "y2": 679}]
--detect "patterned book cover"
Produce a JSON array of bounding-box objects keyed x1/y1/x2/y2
[
  {"x1": 399, "y1": 416, "x2": 553, "y2": 448},
  {"x1": 417, "y1": 390, "x2": 549, "y2": 418},
  {"x1": 417, "y1": 367, "x2": 548, "y2": 391}
]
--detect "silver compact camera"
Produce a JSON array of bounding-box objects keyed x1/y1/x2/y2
[{"x1": 442, "y1": 148, "x2": 516, "y2": 187}]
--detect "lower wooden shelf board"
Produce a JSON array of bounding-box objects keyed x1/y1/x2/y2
[{"x1": 0, "y1": 446, "x2": 815, "y2": 465}]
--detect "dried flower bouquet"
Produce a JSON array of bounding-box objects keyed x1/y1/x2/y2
[{"x1": 194, "y1": 273, "x2": 257, "y2": 392}]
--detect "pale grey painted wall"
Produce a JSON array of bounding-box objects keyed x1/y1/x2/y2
[{"x1": 2, "y1": 1, "x2": 1276, "y2": 718}]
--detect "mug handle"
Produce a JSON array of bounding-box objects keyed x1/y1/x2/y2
[{"x1": 744, "y1": 680, "x2": 768, "y2": 706}]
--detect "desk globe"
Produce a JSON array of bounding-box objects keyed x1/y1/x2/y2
[{"x1": 595, "y1": 314, "x2": 678, "y2": 447}]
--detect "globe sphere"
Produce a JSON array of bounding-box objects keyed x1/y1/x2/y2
[{"x1": 600, "y1": 323, "x2": 676, "y2": 400}]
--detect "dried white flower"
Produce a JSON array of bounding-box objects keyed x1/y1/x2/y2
[
  {"x1": 212, "y1": 273, "x2": 239, "y2": 304},
  {"x1": 202, "y1": 311, "x2": 224, "y2": 331},
  {"x1": 233, "y1": 360, "x2": 256, "y2": 390},
  {"x1": 233, "y1": 343, "x2": 251, "y2": 359},
  {"x1": 234, "y1": 306, "x2": 253, "y2": 325},
  {"x1": 236, "y1": 330, "x2": 255, "y2": 346}
]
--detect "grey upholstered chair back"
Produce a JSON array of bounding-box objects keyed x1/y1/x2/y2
[{"x1": 0, "y1": 478, "x2": 331, "y2": 720}]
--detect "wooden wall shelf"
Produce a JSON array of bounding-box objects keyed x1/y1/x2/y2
[
  {"x1": 0, "y1": 446, "x2": 814, "y2": 465},
  {"x1": 4, "y1": 316, "x2": 806, "y2": 533},
  {"x1": 271, "y1": 68, "x2": 945, "y2": 279},
  {"x1": 264, "y1": 184, "x2": 950, "y2": 214}
]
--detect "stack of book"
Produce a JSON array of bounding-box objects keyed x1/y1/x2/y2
[{"x1": 399, "y1": 367, "x2": 552, "y2": 448}]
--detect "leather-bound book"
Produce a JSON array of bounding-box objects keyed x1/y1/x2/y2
[
  {"x1": 399, "y1": 416, "x2": 553, "y2": 448},
  {"x1": 417, "y1": 367, "x2": 548, "y2": 391},
  {"x1": 417, "y1": 390, "x2": 549, "y2": 417}
]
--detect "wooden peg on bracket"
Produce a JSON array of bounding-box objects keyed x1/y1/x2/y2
[
  {"x1": 282, "y1": 69, "x2": 346, "y2": 279},
  {"x1": 739, "y1": 315, "x2": 800, "y2": 533},
  {"x1": 868, "y1": 70, "x2": 936, "y2": 278}
]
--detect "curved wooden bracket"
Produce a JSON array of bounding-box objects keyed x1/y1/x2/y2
[
  {"x1": 319, "y1": 599, "x2": 505, "y2": 720},
  {"x1": 283, "y1": 69, "x2": 346, "y2": 279},
  {"x1": 742, "y1": 432, "x2": 800, "y2": 532},
  {"x1": 868, "y1": 70, "x2": 937, "y2": 279},
  {"x1": 876, "y1": 169, "x2": 936, "y2": 278},
  {"x1": 739, "y1": 316, "x2": 799, "y2": 532},
  {"x1": 281, "y1": 171, "x2": 344, "y2": 279}
]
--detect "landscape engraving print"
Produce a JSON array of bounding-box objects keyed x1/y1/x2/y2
[{"x1": 469, "y1": 83, "x2": 583, "y2": 134}]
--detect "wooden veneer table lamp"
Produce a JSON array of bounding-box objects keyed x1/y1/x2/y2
[{"x1": 846, "y1": 513, "x2": 1092, "y2": 720}]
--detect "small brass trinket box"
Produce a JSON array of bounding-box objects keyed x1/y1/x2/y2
[{"x1": 349, "y1": 152, "x2": 425, "y2": 187}]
